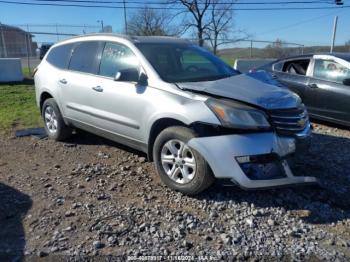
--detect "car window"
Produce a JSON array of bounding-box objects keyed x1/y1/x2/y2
[
  {"x1": 135, "y1": 43, "x2": 238, "y2": 83},
  {"x1": 313, "y1": 59, "x2": 350, "y2": 84},
  {"x1": 181, "y1": 49, "x2": 219, "y2": 73},
  {"x1": 282, "y1": 59, "x2": 310, "y2": 76},
  {"x1": 46, "y1": 43, "x2": 73, "y2": 69},
  {"x1": 68, "y1": 41, "x2": 102, "y2": 74},
  {"x1": 272, "y1": 61, "x2": 284, "y2": 72},
  {"x1": 98, "y1": 42, "x2": 140, "y2": 79}
]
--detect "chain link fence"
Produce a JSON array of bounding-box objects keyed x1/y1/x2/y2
[
  {"x1": 0, "y1": 23, "x2": 100, "y2": 77},
  {"x1": 1, "y1": 23, "x2": 349, "y2": 77}
]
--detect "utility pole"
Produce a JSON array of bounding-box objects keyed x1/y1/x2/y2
[
  {"x1": 55, "y1": 23, "x2": 59, "y2": 41},
  {"x1": 123, "y1": 0, "x2": 128, "y2": 34},
  {"x1": 330, "y1": 16, "x2": 338, "y2": 53},
  {"x1": 26, "y1": 24, "x2": 32, "y2": 75},
  {"x1": 0, "y1": 22, "x2": 8, "y2": 58},
  {"x1": 250, "y1": 40, "x2": 253, "y2": 58},
  {"x1": 97, "y1": 20, "x2": 104, "y2": 32}
]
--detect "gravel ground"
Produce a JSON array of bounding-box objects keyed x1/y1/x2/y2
[{"x1": 0, "y1": 122, "x2": 350, "y2": 261}]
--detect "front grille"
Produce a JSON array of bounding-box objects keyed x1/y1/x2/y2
[{"x1": 268, "y1": 104, "x2": 309, "y2": 136}]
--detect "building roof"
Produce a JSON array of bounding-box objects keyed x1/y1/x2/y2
[{"x1": 0, "y1": 23, "x2": 32, "y2": 36}]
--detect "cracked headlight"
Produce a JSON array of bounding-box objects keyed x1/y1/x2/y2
[{"x1": 206, "y1": 98, "x2": 270, "y2": 130}]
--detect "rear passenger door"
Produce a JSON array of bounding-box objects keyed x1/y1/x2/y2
[{"x1": 58, "y1": 41, "x2": 104, "y2": 124}]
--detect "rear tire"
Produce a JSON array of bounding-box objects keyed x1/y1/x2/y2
[
  {"x1": 153, "y1": 126, "x2": 215, "y2": 195},
  {"x1": 42, "y1": 98, "x2": 71, "y2": 141}
]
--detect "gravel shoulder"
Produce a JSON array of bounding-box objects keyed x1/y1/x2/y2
[{"x1": 0, "y1": 123, "x2": 350, "y2": 261}]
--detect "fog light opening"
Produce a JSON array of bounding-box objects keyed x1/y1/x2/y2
[{"x1": 236, "y1": 154, "x2": 287, "y2": 180}]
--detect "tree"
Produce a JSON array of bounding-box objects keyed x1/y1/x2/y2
[
  {"x1": 170, "y1": 0, "x2": 239, "y2": 51},
  {"x1": 203, "y1": 0, "x2": 249, "y2": 55},
  {"x1": 127, "y1": 7, "x2": 177, "y2": 36},
  {"x1": 170, "y1": 0, "x2": 213, "y2": 47},
  {"x1": 265, "y1": 38, "x2": 289, "y2": 58}
]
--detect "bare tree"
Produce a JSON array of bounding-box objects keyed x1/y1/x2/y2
[
  {"x1": 205, "y1": 0, "x2": 233, "y2": 54},
  {"x1": 170, "y1": 0, "x2": 243, "y2": 52},
  {"x1": 265, "y1": 39, "x2": 289, "y2": 58},
  {"x1": 169, "y1": 0, "x2": 213, "y2": 46},
  {"x1": 127, "y1": 7, "x2": 177, "y2": 36}
]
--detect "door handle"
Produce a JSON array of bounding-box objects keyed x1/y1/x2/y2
[
  {"x1": 59, "y1": 79, "x2": 67, "y2": 84},
  {"x1": 92, "y1": 86, "x2": 103, "y2": 92},
  {"x1": 308, "y1": 83, "x2": 318, "y2": 88}
]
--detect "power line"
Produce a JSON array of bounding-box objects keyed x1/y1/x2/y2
[
  {"x1": 27, "y1": 0, "x2": 336, "y2": 5},
  {"x1": 12, "y1": 23, "x2": 100, "y2": 28},
  {"x1": 0, "y1": 0, "x2": 349, "y2": 10},
  {"x1": 257, "y1": 9, "x2": 345, "y2": 36}
]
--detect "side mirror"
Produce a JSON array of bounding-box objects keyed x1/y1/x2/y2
[
  {"x1": 114, "y1": 68, "x2": 139, "y2": 82},
  {"x1": 138, "y1": 72, "x2": 148, "y2": 86},
  {"x1": 343, "y1": 78, "x2": 350, "y2": 86}
]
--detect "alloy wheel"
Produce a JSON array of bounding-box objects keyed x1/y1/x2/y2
[{"x1": 160, "y1": 139, "x2": 196, "y2": 184}]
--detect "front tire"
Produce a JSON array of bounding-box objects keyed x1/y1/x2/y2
[
  {"x1": 153, "y1": 126, "x2": 215, "y2": 195},
  {"x1": 42, "y1": 98, "x2": 71, "y2": 141}
]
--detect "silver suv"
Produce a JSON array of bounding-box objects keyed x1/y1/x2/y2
[{"x1": 34, "y1": 34, "x2": 317, "y2": 195}]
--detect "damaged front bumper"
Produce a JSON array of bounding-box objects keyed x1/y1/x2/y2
[{"x1": 187, "y1": 129, "x2": 318, "y2": 189}]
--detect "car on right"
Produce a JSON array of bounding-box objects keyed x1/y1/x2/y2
[
  {"x1": 260, "y1": 53, "x2": 350, "y2": 127},
  {"x1": 40, "y1": 43, "x2": 53, "y2": 60}
]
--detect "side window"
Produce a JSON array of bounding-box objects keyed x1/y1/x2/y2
[
  {"x1": 282, "y1": 59, "x2": 310, "y2": 75},
  {"x1": 99, "y1": 42, "x2": 139, "y2": 80},
  {"x1": 272, "y1": 61, "x2": 284, "y2": 72},
  {"x1": 313, "y1": 59, "x2": 350, "y2": 84},
  {"x1": 46, "y1": 43, "x2": 73, "y2": 69},
  {"x1": 69, "y1": 41, "x2": 102, "y2": 74}
]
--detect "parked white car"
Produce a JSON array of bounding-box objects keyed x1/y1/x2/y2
[{"x1": 34, "y1": 34, "x2": 317, "y2": 195}]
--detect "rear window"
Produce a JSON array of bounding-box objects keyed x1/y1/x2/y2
[
  {"x1": 68, "y1": 41, "x2": 103, "y2": 74},
  {"x1": 46, "y1": 44, "x2": 73, "y2": 69},
  {"x1": 282, "y1": 59, "x2": 310, "y2": 75}
]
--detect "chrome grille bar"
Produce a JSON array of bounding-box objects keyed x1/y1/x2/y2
[{"x1": 268, "y1": 104, "x2": 309, "y2": 136}]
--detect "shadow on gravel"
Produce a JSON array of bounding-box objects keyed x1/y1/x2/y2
[
  {"x1": 63, "y1": 130, "x2": 148, "y2": 158},
  {"x1": 0, "y1": 183, "x2": 32, "y2": 261},
  {"x1": 194, "y1": 132, "x2": 350, "y2": 225}
]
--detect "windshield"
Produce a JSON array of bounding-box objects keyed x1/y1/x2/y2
[{"x1": 135, "y1": 43, "x2": 239, "y2": 83}]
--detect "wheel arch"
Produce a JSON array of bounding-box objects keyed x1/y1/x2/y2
[
  {"x1": 147, "y1": 118, "x2": 189, "y2": 161},
  {"x1": 39, "y1": 91, "x2": 54, "y2": 112},
  {"x1": 39, "y1": 91, "x2": 70, "y2": 126}
]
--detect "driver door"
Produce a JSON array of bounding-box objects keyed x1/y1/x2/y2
[{"x1": 88, "y1": 41, "x2": 146, "y2": 142}]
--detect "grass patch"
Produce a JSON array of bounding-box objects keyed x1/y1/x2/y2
[
  {"x1": 218, "y1": 55, "x2": 236, "y2": 66},
  {"x1": 0, "y1": 84, "x2": 42, "y2": 132},
  {"x1": 22, "y1": 67, "x2": 32, "y2": 78}
]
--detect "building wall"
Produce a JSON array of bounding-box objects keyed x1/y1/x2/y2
[{"x1": 0, "y1": 25, "x2": 36, "y2": 58}]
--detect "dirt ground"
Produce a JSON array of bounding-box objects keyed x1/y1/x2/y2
[{"x1": 0, "y1": 122, "x2": 350, "y2": 261}]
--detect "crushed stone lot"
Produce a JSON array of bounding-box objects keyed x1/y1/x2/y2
[{"x1": 0, "y1": 123, "x2": 350, "y2": 261}]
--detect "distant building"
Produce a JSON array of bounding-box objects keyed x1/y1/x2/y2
[{"x1": 0, "y1": 23, "x2": 37, "y2": 57}]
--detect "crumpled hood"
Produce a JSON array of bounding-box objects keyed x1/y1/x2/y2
[{"x1": 177, "y1": 74, "x2": 301, "y2": 110}]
